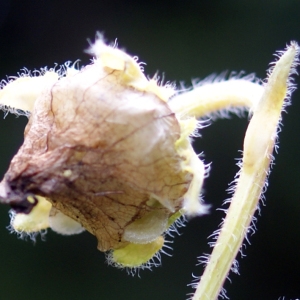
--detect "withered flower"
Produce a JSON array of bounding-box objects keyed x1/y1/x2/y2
[
  {"x1": 0, "y1": 35, "x2": 265, "y2": 271},
  {"x1": 0, "y1": 36, "x2": 209, "y2": 269}
]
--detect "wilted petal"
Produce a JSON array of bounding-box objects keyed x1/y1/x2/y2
[{"x1": 0, "y1": 37, "x2": 205, "y2": 256}]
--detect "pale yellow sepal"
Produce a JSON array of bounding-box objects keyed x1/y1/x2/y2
[
  {"x1": 175, "y1": 118, "x2": 198, "y2": 150},
  {"x1": 0, "y1": 71, "x2": 58, "y2": 112},
  {"x1": 91, "y1": 38, "x2": 147, "y2": 85},
  {"x1": 182, "y1": 148, "x2": 206, "y2": 215},
  {"x1": 89, "y1": 37, "x2": 174, "y2": 102},
  {"x1": 111, "y1": 236, "x2": 164, "y2": 268},
  {"x1": 175, "y1": 117, "x2": 207, "y2": 216},
  {"x1": 12, "y1": 196, "x2": 51, "y2": 232}
]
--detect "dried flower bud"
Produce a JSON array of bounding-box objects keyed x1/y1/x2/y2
[{"x1": 0, "y1": 36, "x2": 206, "y2": 267}]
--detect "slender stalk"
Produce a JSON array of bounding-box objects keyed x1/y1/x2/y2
[
  {"x1": 192, "y1": 43, "x2": 299, "y2": 300},
  {"x1": 169, "y1": 78, "x2": 264, "y2": 118}
]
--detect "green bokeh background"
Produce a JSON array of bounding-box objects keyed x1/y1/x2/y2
[{"x1": 0, "y1": 1, "x2": 300, "y2": 299}]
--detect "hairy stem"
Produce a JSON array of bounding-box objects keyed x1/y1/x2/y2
[
  {"x1": 169, "y1": 78, "x2": 264, "y2": 118},
  {"x1": 192, "y1": 43, "x2": 299, "y2": 300}
]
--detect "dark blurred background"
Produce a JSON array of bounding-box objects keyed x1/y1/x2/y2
[{"x1": 0, "y1": 1, "x2": 300, "y2": 299}]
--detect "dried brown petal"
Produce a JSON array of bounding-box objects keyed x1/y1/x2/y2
[{"x1": 0, "y1": 50, "x2": 193, "y2": 252}]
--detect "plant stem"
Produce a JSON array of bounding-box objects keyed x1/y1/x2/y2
[{"x1": 192, "y1": 43, "x2": 299, "y2": 300}]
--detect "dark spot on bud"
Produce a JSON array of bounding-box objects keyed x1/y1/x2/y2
[{"x1": 10, "y1": 195, "x2": 38, "y2": 214}]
